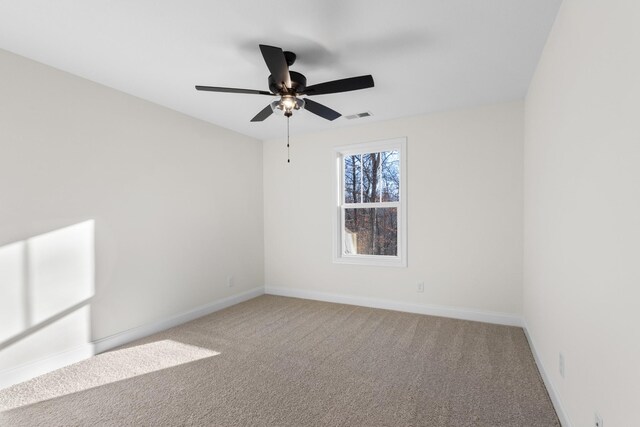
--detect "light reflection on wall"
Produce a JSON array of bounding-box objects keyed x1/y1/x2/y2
[{"x1": 0, "y1": 220, "x2": 95, "y2": 380}]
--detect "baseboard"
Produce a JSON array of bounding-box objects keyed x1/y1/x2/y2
[
  {"x1": 523, "y1": 321, "x2": 572, "y2": 427},
  {"x1": 0, "y1": 287, "x2": 264, "y2": 390},
  {"x1": 265, "y1": 286, "x2": 522, "y2": 327},
  {"x1": 93, "y1": 287, "x2": 264, "y2": 354}
]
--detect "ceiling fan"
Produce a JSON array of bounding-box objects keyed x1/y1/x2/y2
[{"x1": 195, "y1": 44, "x2": 374, "y2": 122}]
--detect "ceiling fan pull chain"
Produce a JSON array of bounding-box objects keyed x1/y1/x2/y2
[{"x1": 287, "y1": 115, "x2": 291, "y2": 163}]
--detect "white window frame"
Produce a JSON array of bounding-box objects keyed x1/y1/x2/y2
[{"x1": 332, "y1": 137, "x2": 407, "y2": 267}]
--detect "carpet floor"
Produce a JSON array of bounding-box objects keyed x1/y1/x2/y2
[{"x1": 0, "y1": 295, "x2": 559, "y2": 426}]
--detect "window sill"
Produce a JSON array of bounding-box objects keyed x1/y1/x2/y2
[{"x1": 333, "y1": 255, "x2": 407, "y2": 268}]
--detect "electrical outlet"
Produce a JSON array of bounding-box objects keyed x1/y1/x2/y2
[
  {"x1": 227, "y1": 276, "x2": 234, "y2": 287},
  {"x1": 559, "y1": 353, "x2": 565, "y2": 378},
  {"x1": 594, "y1": 412, "x2": 603, "y2": 427},
  {"x1": 417, "y1": 282, "x2": 425, "y2": 293}
]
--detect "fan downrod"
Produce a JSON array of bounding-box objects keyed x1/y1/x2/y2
[{"x1": 283, "y1": 51, "x2": 296, "y2": 66}]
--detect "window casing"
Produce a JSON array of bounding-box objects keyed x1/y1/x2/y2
[{"x1": 333, "y1": 138, "x2": 407, "y2": 267}]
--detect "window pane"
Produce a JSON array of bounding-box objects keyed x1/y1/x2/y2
[
  {"x1": 362, "y1": 152, "x2": 381, "y2": 202},
  {"x1": 381, "y1": 150, "x2": 400, "y2": 202},
  {"x1": 344, "y1": 155, "x2": 361, "y2": 203},
  {"x1": 344, "y1": 208, "x2": 397, "y2": 256}
]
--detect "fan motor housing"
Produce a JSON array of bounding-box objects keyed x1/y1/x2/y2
[{"x1": 269, "y1": 71, "x2": 307, "y2": 95}]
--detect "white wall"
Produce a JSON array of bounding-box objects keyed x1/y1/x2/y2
[
  {"x1": 264, "y1": 102, "x2": 524, "y2": 317},
  {"x1": 0, "y1": 49, "x2": 263, "y2": 379},
  {"x1": 524, "y1": 1, "x2": 640, "y2": 425}
]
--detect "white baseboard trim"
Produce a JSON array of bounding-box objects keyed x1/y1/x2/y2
[
  {"x1": 93, "y1": 287, "x2": 264, "y2": 354},
  {"x1": 265, "y1": 286, "x2": 523, "y2": 327},
  {"x1": 523, "y1": 322, "x2": 572, "y2": 427},
  {"x1": 0, "y1": 287, "x2": 264, "y2": 390}
]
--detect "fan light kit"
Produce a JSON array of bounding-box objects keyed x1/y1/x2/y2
[
  {"x1": 196, "y1": 44, "x2": 375, "y2": 161},
  {"x1": 271, "y1": 95, "x2": 304, "y2": 117}
]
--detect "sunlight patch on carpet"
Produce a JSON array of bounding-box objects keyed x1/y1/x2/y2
[{"x1": 0, "y1": 339, "x2": 219, "y2": 411}]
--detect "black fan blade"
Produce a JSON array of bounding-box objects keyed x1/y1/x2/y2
[
  {"x1": 304, "y1": 98, "x2": 341, "y2": 121},
  {"x1": 195, "y1": 85, "x2": 273, "y2": 96},
  {"x1": 302, "y1": 75, "x2": 374, "y2": 96},
  {"x1": 250, "y1": 104, "x2": 274, "y2": 122},
  {"x1": 259, "y1": 44, "x2": 291, "y2": 90}
]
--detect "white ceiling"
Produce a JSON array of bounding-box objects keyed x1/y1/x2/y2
[{"x1": 0, "y1": 0, "x2": 561, "y2": 140}]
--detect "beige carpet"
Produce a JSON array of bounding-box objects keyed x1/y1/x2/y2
[{"x1": 0, "y1": 295, "x2": 559, "y2": 426}]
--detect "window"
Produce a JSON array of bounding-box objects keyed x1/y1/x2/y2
[{"x1": 333, "y1": 138, "x2": 407, "y2": 266}]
